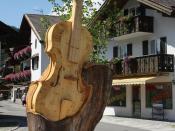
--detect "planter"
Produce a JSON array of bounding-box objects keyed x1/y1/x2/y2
[{"x1": 14, "y1": 46, "x2": 31, "y2": 60}]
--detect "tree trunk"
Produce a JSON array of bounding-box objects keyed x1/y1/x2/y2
[{"x1": 27, "y1": 64, "x2": 112, "y2": 131}]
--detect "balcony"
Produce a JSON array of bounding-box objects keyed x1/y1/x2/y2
[
  {"x1": 14, "y1": 46, "x2": 31, "y2": 61},
  {"x1": 114, "y1": 16, "x2": 154, "y2": 41},
  {"x1": 4, "y1": 70, "x2": 31, "y2": 83},
  {"x1": 113, "y1": 54, "x2": 174, "y2": 78}
]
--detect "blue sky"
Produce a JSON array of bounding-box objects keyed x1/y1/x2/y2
[{"x1": 0, "y1": 0, "x2": 61, "y2": 28}]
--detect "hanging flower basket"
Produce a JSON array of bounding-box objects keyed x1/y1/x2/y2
[
  {"x1": 24, "y1": 46, "x2": 31, "y2": 57},
  {"x1": 4, "y1": 73, "x2": 15, "y2": 82},
  {"x1": 4, "y1": 74, "x2": 11, "y2": 81},
  {"x1": 14, "y1": 46, "x2": 31, "y2": 60},
  {"x1": 14, "y1": 72, "x2": 21, "y2": 82},
  {"x1": 4, "y1": 70, "x2": 31, "y2": 83}
]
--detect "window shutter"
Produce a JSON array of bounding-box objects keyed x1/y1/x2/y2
[
  {"x1": 156, "y1": 39, "x2": 160, "y2": 54},
  {"x1": 119, "y1": 46, "x2": 123, "y2": 58},
  {"x1": 150, "y1": 40, "x2": 156, "y2": 54}
]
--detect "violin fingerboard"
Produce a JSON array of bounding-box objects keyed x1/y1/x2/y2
[{"x1": 68, "y1": 46, "x2": 79, "y2": 63}]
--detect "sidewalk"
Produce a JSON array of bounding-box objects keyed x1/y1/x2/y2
[
  {"x1": 0, "y1": 100, "x2": 27, "y2": 131},
  {"x1": 1, "y1": 100, "x2": 175, "y2": 131},
  {"x1": 101, "y1": 115, "x2": 175, "y2": 131},
  {"x1": 9, "y1": 99, "x2": 23, "y2": 105}
]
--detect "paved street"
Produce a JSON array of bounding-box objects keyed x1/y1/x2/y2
[
  {"x1": 101, "y1": 116, "x2": 175, "y2": 131},
  {"x1": 0, "y1": 100, "x2": 175, "y2": 131},
  {"x1": 0, "y1": 100, "x2": 27, "y2": 131},
  {"x1": 96, "y1": 122, "x2": 149, "y2": 131}
]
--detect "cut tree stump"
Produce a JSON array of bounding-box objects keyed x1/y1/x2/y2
[{"x1": 27, "y1": 64, "x2": 112, "y2": 131}]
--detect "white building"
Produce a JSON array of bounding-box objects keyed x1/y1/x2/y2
[
  {"x1": 99, "y1": 0, "x2": 175, "y2": 121},
  {"x1": 20, "y1": 14, "x2": 59, "y2": 81}
]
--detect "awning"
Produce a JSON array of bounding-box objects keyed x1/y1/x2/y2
[{"x1": 113, "y1": 76, "x2": 172, "y2": 86}]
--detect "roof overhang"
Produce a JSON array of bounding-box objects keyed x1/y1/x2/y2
[
  {"x1": 89, "y1": 0, "x2": 175, "y2": 27},
  {"x1": 23, "y1": 14, "x2": 42, "y2": 41},
  {"x1": 137, "y1": 0, "x2": 174, "y2": 16}
]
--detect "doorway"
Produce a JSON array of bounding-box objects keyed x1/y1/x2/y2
[{"x1": 132, "y1": 85, "x2": 141, "y2": 118}]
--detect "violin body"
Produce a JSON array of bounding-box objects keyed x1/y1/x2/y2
[{"x1": 26, "y1": 21, "x2": 92, "y2": 121}]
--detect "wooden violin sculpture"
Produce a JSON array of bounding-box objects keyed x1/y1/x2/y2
[{"x1": 26, "y1": 0, "x2": 92, "y2": 121}]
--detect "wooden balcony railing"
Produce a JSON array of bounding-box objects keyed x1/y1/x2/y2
[
  {"x1": 113, "y1": 54, "x2": 174, "y2": 78},
  {"x1": 115, "y1": 16, "x2": 154, "y2": 37}
]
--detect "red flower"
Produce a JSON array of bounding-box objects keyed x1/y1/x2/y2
[
  {"x1": 4, "y1": 70, "x2": 31, "y2": 82},
  {"x1": 13, "y1": 46, "x2": 31, "y2": 60}
]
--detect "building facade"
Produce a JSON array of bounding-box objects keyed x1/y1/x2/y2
[
  {"x1": 19, "y1": 14, "x2": 59, "y2": 81},
  {"x1": 30, "y1": 30, "x2": 49, "y2": 81},
  {"x1": 0, "y1": 14, "x2": 59, "y2": 101},
  {"x1": 102, "y1": 0, "x2": 175, "y2": 121},
  {"x1": 0, "y1": 20, "x2": 31, "y2": 101}
]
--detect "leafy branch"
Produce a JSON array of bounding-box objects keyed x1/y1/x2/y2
[{"x1": 48, "y1": 0, "x2": 120, "y2": 63}]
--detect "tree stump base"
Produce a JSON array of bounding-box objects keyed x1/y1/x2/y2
[{"x1": 27, "y1": 64, "x2": 112, "y2": 131}]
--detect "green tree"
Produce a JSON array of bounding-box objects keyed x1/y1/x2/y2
[{"x1": 48, "y1": 0, "x2": 119, "y2": 63}]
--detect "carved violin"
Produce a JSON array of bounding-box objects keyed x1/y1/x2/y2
[{"x1": 26, "y1": 0, "x2": 92, "y2": 121}]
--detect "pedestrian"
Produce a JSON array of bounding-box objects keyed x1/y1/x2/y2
[{"x1": 21, "y1": 93, "x2": 26, "y2": 106}]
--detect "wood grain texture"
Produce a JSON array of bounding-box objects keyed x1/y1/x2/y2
[
  {"x1": 26, "y1": 21, "x2": 92, "y2": 121},
  {"x1": 69, "y1": 0, "x2": 83, "y2": 63},
  {"x1": 27, "y1": 65, "x2": 112, "y2": 131}
]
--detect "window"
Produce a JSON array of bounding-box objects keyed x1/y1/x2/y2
[
  {"x1": 127, "y1": 43, "x2": 132, "y2": 56},
  {"x1": 108, "y1": 85, "x2": 126, "y2": 107},
  {"x1": 150, "y1": 40, "x2": 156, "y2": 54},
  {"x1": 160, "y1": 37, "x2": 167, "y2": 54},
  {"x1": 156, "y1": 37, "x2": 167, "y2": 54},
  {"x1": 130, "y1": 8, "x2": 136, "y2": 16},
  {"x1": 146, "y1": 83, "x2": 172, "y2": 109},
  {"x1": 32, "y1": 56, "x2": 39, "y2": 70},
  {"x1": 123, "y1": 6, "x2": 145, "y2": 17},
  {"x1": 113, "y1": 46, "x2": 118, "y2": 58},
  {"x1": 136, "y1": 6, "x2": 145, "y2": 16},
  {"x1": 119, "y1": 45, "x2": 127, "y2": 58},
  {"x1": 23, "y1": 60, "x2": 30, "y2": 70},
  {"x1": 35, "y1": 39, "x2": 37, "y2": 49},
  {"x1": 142, "y1": 40, "x2": 148, "y2": 55},
  {"x1": 124, "y1": 9, "x2": 129, "y2": 16}
]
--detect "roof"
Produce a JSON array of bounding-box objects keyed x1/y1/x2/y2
[
  {"x1": 150, "y1": 0, "x2": 175, "y2": 7},
  {"x1": 138, "y1": 0, "x2": 175, "y2": 15},
  {"x1": 0, "y1": 21, "x2": 22, "y2": 48},
  {"x1": 21, "y1": 14, "x2": 60, "y2": 41},
  {"x1": 90, "y1": 0, "x2": 175, "y2": 25},
  {"x1": 0, "y1": 21, "x2": 17, "y2": 37}
]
